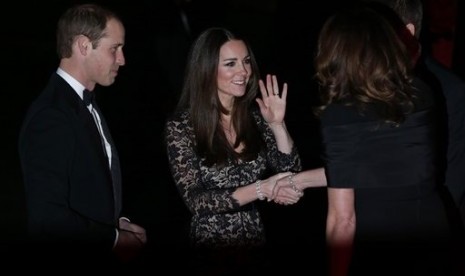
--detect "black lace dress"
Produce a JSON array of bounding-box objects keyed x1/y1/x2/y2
[{"x1": 165, "y1": 109, "x2": 301, "y2": 250}]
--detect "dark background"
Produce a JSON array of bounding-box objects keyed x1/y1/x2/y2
[{"x1": 2, "y1": 0, "x2": 463, "y2": 272}]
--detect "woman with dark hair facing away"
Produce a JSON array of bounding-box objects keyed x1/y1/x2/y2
[
  {"x1": 165, "y1": 27, "x2": 302, "y2": 273},
  {"x1": 315, "y1": 6, "x2": 454, "y2": 276}
]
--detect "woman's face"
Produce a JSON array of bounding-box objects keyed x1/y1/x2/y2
[{"x1": 217, "y1": 39, "x2": 252, "y2": 106}]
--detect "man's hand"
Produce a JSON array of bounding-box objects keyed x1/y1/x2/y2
[{"x1": 113, "y1": 218, "x2": 147, "y2": 263}]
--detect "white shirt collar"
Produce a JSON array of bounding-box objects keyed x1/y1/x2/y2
[{"x1": 56, "y1": 68, "x2": 86, "y2": 100}]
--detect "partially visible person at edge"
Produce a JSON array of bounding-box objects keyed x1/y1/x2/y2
[
  {"x1": 366, "y1": 0, "x2": 465, "y2": 238},
  {"x1": 164, "y1": 27, "x2": 302, "y2": 274},
  {"x1": 361, "y1": 1, "x2": 465, "y2": 274},
  {"x1": 18, "y1": 3, "x2": 146, "y2": 268},
  {"x1": 301, "y1": 5, "x2": 453, "y2": 276}
]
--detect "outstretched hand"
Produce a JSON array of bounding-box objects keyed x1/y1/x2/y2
[{"x1": 256, "y1": 74, "x2": 287, "y2": 125}]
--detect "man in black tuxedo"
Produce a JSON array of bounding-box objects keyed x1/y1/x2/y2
[{"x1": 18, "y1": 3, "x2": 146, "y2": 268}]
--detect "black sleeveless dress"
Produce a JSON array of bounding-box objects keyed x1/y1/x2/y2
[{"x1": 320, "y1": 78, "x2": 455, "y2": 275}]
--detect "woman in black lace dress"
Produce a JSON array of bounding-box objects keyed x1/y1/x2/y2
[{"x1": 165, "y1": 27, "x2": 302, "y2": 274}]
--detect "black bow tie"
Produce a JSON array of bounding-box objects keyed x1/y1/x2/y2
[{"x1": 83, "y1": 89, "x2": 95, "y2": 106}]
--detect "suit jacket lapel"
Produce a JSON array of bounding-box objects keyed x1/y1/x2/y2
[{"x1": 93, "y1": 103, "x2": 122, "y2": 217}]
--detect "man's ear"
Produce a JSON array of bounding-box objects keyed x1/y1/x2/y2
[
  {"x1": 406, "y1": 23, "x2": 416, "y2": 37},
  {"x1": 76, "y1": 35, "x2": 91, "y2": 55}
]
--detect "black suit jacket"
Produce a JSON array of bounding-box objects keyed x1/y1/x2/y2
[
  {"x1": 422, "y1": 56, "x2": 465, "y2": 227},
  {"x1": 18, "y1": 73, "x2": 122, "y2": 252}
]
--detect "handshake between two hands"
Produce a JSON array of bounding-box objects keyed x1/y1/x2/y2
[{"x1": 261, "y1": 172, "x2": 304, "y2": 206}]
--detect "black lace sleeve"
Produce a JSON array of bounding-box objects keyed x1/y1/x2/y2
[{"x1": 252, "y1": 110, "x2": 302, "y2": 173}]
